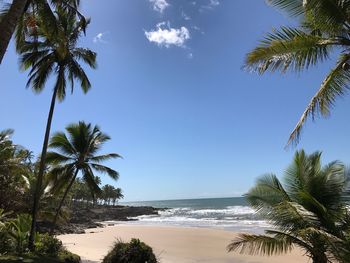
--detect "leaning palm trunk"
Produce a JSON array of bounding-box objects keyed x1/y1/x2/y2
[
  {"x1": 28, "y1": 86, "x2": 58, "y2": 249},
  {"x1": 0, "y1": 0, "x2": 28, "y2": 63},
  {"x1": 50, "y1": 169, "x2": 79, "y2": 234}
]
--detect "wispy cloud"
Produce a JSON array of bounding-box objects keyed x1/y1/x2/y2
[
  {"x1": 145, "y1": 22, "x2": 190, "y2": 48},
  {"x1": 181, "y1": 10, "x2": 191, "y2": 20},
  {"x1": 93, "y1": 32, "x2": 108, "y2": 43},
  {"x1": 200, "y1": 0, "x2": 220, "y2": 11},
  {"x1": 192, "y1": 25, "x2": 204, "y2": 34},
  {"x1": 149, "y1": 0, "x2": 169, "y2": 13}
]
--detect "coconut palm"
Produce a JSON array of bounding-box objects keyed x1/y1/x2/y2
[
  {"x1": 0, "y1": 0, "x2": 84, "y2": 64},
  {"x1": 20, "y1": 8, "x2": 97, "y2": 247},
  {"x1": 45, "y1": 121, "x2": 121, "y2": 233},
  {"x1": 0, "y1": 0, "x2": 28, "y2": 63},
  {"x1": 246, "y1": 0, "x2": 350, "y2": 146},
  {"x1": 227, "y1": 150, "x2": 350, "y2": 263}
]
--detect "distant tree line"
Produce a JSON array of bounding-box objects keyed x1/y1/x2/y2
[{"x1": 71, "y1": 177, "x2": 124, "y2": 208}]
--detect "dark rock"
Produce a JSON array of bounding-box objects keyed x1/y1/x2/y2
[{"x1": 37, "y1": 205, "x2": 166, "y2": 235}]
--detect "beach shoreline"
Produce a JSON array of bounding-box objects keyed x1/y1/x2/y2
[{"x1": 58, "y1": 224, "x2": 308, "y2": 263}]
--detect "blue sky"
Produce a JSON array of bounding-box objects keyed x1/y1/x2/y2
[{"x1": 1, "y1": 0, "x2": 350, "y2": 201}]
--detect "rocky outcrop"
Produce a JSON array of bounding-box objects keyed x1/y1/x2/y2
[{"x1": 38, "y1": 205, "x2": 165, "y2": 235}]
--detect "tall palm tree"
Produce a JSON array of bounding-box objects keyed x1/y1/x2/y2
[
  {"x1": 0, "y1": 0, "x2": 84, "y2": 64},
  {"x1": 227, "y1": 150, "x2": 350, "y2": 263},
  {"x1": 19, "y1": 8, "x2": 97, "y2": 248},
  {"x1": 246, "y1": 0, "x2": 350, "y2": 146},
  {"x1": 45, "y1": 121, "x2": 121, "y2": 233},
  {"x1": 0, "y1": 0, "x2": 28, "y2": 63}
]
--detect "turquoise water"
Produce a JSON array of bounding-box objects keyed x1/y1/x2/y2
[{"x1": 119, "y1": 197, "x2": 269, "y2": 233}]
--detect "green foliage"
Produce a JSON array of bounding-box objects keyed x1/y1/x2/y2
[
  {"x1": 0, "y1": 210, "x2": 15, "y2": 255},
  {"x1": 247, "y1": 0, "x2": 350, "y2": 145},
  {"x1": 57, "y1": 250, "x2": 81, "y2": 263},
  {"x1": 0, "y1": 251, "x2": 81, "y2": 263},
  {"x1": 0, "y1": 130, "x2": 32, "y2": 212},
  {"x1": 7, "y1": 214, "x2": 32, "y2": 255},
  {"x1": 35, "y1": 234, "x2": 63, "y2": 257},
  {"x1": 102, "y1": 239, "x2": 158, "y2": 263},
  {"x1": 101, "y1": 185, "x2": 124, "y2": 206},
  {"x1": 46, "y1": 121, "x2": 121, "y2": 231},
  {"x1": 228, "y1": 150, "x2": 350, "y2": 263},
  {"x1": 18, "y1": 8, "x2": 96, "y2": 102}
]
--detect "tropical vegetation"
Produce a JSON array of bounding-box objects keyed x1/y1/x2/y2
[
  {"x1": 0, "y1": 128, "x2": 123, "y2": 260},
  {"x1": 46, "y1": 121, "x2": 121, "y2": 232},
  {"x1": 0, "y1": 209, "x2": 80, "y2": 262},
  {"x1": 16, "y1": 4, "x2": 97, "y2": 246},
  {"x1": 0, "y1": 0, "x2": 84, "y2": 63},
  {"x1": 228, "y1": 150, "x2": 350, "y2": 263},
  {"x1": 246, "y1": 0, "x2": 350, "y2": 146}
]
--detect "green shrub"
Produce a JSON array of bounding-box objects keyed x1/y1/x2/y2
[
  {"x1": 6, "y1": 214, "x2": 32, "y2": 255},
  {"x1": 0, "y1": 229, "x2": 15, "y2": 255},
  {"x1": 58, "y1": 250, "x2": 81, "y2": 263},
  {"x1": 102, "y1": 238, "x2": 157, "y2": 263},
  {"x1": 35, "y1": 233, "x2": 63, "y2": 256}
]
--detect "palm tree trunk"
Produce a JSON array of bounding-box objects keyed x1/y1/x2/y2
[
  {"x1": 0, "y1": 0, "x2": 28, "y2": 64},
  {"x1": 28, "y1": 86, "x2": 58, "y2": 250},
  {"x1": 50, "y1": 169, "x2": 79, "y2": 234}
]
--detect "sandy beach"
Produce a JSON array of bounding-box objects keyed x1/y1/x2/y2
[{"x1": 58, "y1": 225, "x2": 308, "y2": 263}]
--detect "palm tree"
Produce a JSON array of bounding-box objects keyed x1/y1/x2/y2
[
  {"x1": 19, "y1": 8, "x2": 97, "y2": 248},
  {"x1": 227, "y1": 150, "x2": 350, "y2": 263},
  {"x1": 45, "y1": 121, "x2": 121, "y2": 233},
  {"x1": 112, "y1": 187, "x2": 124, "y2": 206},
  {"x1": 246, "y1": 0, "x2": 350, "y2": 146},
  {"x1": 0, "y1": 0, "x2": 84, "y2": 64},
  {"x1": 0, "y1": 0, "x2": 28, "y2": 63}
]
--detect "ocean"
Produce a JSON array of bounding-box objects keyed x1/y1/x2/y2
[{"x1": 119, "y1": 197, "x2": 270, "y2": 233}]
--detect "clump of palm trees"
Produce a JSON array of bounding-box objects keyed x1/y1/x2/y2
[
  {"x1": 101, "y1": 184, "x2": 124, "y2": 206},
  {"x1": 228, "y1": 150, "x2": 350, "y2": 263},
  {"x1": 71, "y1": 179, "x2": 124, "y2": 208}
]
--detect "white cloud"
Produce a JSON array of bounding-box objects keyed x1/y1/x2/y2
[
  {"x1": 93, "y1": 32, "x2": 108, "y2": 43},
  {"x1": 149, "y1": 0, "x2": 169, "y2": 13},
  {"x1": 145, "y1": 22, "x2": 190, "y2": 48}
]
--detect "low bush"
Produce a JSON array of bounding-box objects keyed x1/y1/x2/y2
[
  {"x1": 102, "y1": 238, "x2": 158, "y2": 263},
  {"x1": 58, "y1": 250, "x2": 81, "y2": 263},
  {"x1": 0, "y1": 228, "x2": 15, "y2": 255},
  {"x1": 0, "y1": 252, "x2": 81, "y2": 263},
  {"x1": 35, "y1": 233, "x2": 63, "y2": 256}
]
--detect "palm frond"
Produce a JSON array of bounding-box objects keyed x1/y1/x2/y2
[
  {"x1": 227, "y1": 233, "x2": 293, "y2": 255},
  {"x1": 246, "y1": 27, "x2": 337, "y2": 74},
  {"x1": 46, "y1": 151, "x2": 73, "y2": 165},
  {"x1": 49, "y1": 131, "x2": 77, "y2": 156},
  {"x1": 246, "y1": 173, "x2": 290, "y2": 210},
  {"x1": 287, "y1": 53, "x2": 350, "y2": 146},
  {"x1": 90, "y1": 163, "x2": 119, "y2": 180},
  {"x1": 81, "y1": 165, "x2": 102, "y2": 195},
  {"x1": 89, "y1": 153, "x2": 122, "y2": 163},
  {"x1": 266, "y1": 0, "x2": 304, "y2": 17}
]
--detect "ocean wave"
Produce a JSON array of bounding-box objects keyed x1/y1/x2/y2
[
  {"x1": 186, "y1": 206, "x2": 255, "y2": 216},
  {"x1": 125, "y1": 205, "x2": 269, "y2": 232}
]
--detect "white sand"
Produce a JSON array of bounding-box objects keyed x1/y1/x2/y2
[{"x1": 58, "y1": 225, "x2": 308, "y2": 263}]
